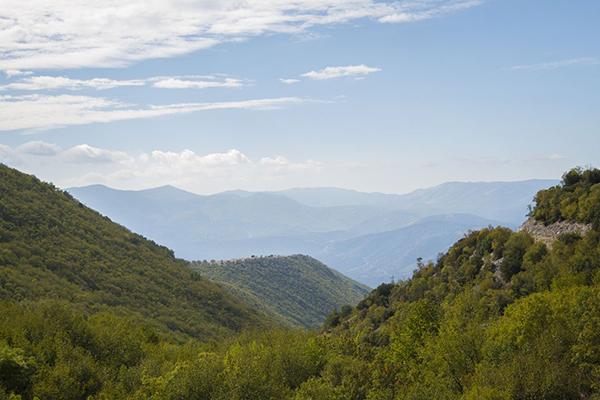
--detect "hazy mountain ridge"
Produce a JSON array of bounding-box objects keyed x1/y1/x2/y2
[
  {"x1": 68, "y1": 179, "x2": 557, "y2": 284},
  {"x1": 317, "y1": 213, "x2": 504, "y2": 286},
  {"x1": 277, "y1": 180, "x2": 557, "y2": 223}
]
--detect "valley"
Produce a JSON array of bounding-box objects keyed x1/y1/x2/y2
[{"x1": 1, "y1": 164, "x2": 599, "y2": 399}]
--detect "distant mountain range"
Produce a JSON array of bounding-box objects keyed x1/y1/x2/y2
[
  {"x1": 68, "y1": 179, "x2": 557, "y2": 286},
  {"x1": 190, "y1": 255, "x2": 370, "y2": 329},
  {"x1": 317, "y1": 213, "x2": 503, "y2": 285}
]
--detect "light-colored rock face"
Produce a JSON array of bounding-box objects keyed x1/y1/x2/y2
[{"x1": 520, "y1": 217, "x2": 592, "y2": 247}]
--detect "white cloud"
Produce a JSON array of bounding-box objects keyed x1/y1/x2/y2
[
  {"x1": 511, "y1": 57, "x2": 600, "y2": 71},
  {"x1": 259, "y1": 156, "x2": 292, "y2": 166},
  {"x1": 150, "y1": 76, "x2": 246, "y2": 89},
  {"x1": 61, "y1": 144, "x2": 131, "y2": 164},
  {"x1": 380, "y1": 0, "x2": 481, "y2": 23},
  {"x1": 150, "y1": 148, "x2": 251, "y2": 168},
  {"x1": 302, "y1": 64, "x2": 381, "y2": 80},
  {"x1": 0, "y1": 76, "x2": 146, "y2": 91},
  {"x1": 0, "y1": 1, "x2": 481, "y2": 70},
  {"x1": 279, "y1": 78, "x2": 301, "y2": 85},
  {"x1": 17, "y1": 140, "x2": 62, "y2": 156},
  {"x1": 0, "y1": 94, "x2": 304, "y2": 132},
  {"x1": 378, "y1": 13, "x2": 424, "y2": 23},
  {"x1": 259, "y1": 155, "x2": 321, "y2": 171},
  {"x1": 0, "y1": 75, "x2": 246, "y2": 91},
  {"x1": 3, "y1": 70, "x2": 33, "y2": 78},
  {"x1": 0, "y1": 144, "x2": 22, "y2": 165}
]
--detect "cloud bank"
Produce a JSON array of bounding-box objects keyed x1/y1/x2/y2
[
  {"x1": 0, "y1": 0, "x2": 482, "y2": 70},
  {"x1": 0, "y1": 142, "x2": 323, "y2": 193},
  {"x1": 0, "y1": 94, "x2": 304, "y2": 131}
]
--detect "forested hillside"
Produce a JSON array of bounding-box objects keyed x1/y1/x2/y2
[
  {"x1": 190, "y1": 255, "x2": 370, "y2": 328},
  {"x1": 2, "y1": 167, "x2": 600, "y2": 400},
  {"x1": 531, "y1": 167, "x2": 600, "y2": 228},
  {"x1": 0, "y1": 164, "x2": 270, "y2": 340}
]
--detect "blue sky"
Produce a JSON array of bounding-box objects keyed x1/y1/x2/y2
[{"x1": 0, "y1": 0, "x2": 598, "y2": 194}]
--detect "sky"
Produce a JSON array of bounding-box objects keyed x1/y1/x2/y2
[{"x1": 0, "y1": 0, "x2": 598, "y2": 195}]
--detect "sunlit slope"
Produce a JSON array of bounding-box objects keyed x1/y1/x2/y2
[{"x1": 0, "y1": 164, "x2": 270, "y2": 340}]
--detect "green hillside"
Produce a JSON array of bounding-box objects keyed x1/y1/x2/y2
[
  {"x1": 531, "y1": 167, "x2": 600, "y2": 228},
  {"x1": 0, "y1": 164, "x2": 270, "y2": 340},
  {"x1": 2, "y1": 167, "x2": 600, "y2": 400},
  {"x1": 304, "y1": 169, "x2": 600, "y2": 399},
  {"x1": 190, "y1": 255, "x2": 370, "y2": 329}
]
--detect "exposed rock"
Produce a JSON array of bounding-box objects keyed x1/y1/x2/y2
[
  {"x1": 520, "y1": 217, "x2": 592, "y2": 247},
  {"x1": 491, "y1": 257, "x2": 506, "y2": 284}
]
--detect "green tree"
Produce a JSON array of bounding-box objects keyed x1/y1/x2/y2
[
  {"x1": 0, "y1": 343, "x2": 35, "y2": 398},
  {"x1": 500, "y1": 232, "x2": 533, "y2": 281}
]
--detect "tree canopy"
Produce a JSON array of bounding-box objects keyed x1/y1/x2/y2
[
  {"x1": 531, "y1": 167, "x2": 600, "y2": 228},
  {"x1": 0, "y1": 164, "x2": 271, "y2": 341}
]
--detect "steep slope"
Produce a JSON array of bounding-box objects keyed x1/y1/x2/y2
[
  {"x1": 0, "y1": 164, "x2": 270, "y2": 340},
  {"x1": 303, "y1": 169, "x2": 600, "y2": 399},
  {"x1": 530, "y1": 167, "x2": 600, "y2": 228},
  {"x1": 190, "y1": 255, "x2": 370, "y2": 329},
  {"x1": 317, "y1": 214, "x2": 503, "y2": 286}
]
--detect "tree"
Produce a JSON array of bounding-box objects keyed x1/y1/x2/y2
[
  {"x1": 0, "y1": 343, "x2": 34, "y2": 398},
  {"x1": 500, "y1": 232, "x2": 533, "y2": 281}
]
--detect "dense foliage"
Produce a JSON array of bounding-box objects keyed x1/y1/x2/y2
[
  {"x1": 190, "y1": 255, "x2": 370, "y2": 328},
  {"x1": 2, "y1": 166, "x2": 600, "y2": 399},
  {"x1": 532, "y1": 167, "x2": 600, "y2": 228},
  {"x1": 0, "y1": 299, "x2": 326, "y2": 400},
  {"x1": 0, "y1": 164, "x2": 270, "y2": 341}
]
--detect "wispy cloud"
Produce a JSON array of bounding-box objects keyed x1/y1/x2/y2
[
  {"x1": 150, "y1": 76, "x2": 246, "y2": 89},
  {"x1": 0, "y1": 1, "x2": 482, "y2": 70},
  {"x1": 511, "y1": 57, "x2": 600, "y2": 71},
  {"x1": 0, "y1": 94, "x2": 305, "y2": 132},
  {"x1": 0, "y1": 76, "x2": 146, "y2": 91},
  {"x1": 380, "y1": 0, "x2": 481, "y2": 22},
  {"x1": 302, "y1": 65, "x2": 381, "y2": 80},
  {"x1": 0, "y1": 144, "x2": 22, "y2": 165},
  {"x1": 16, "y1": 141, "x2": 62, "y2": 156},
  {"x1": 0, "y1": 75, "x2": 247, "y2": 91},
  {"x1": 279, "y1": 78, "x2": 301, "y2": 85},
  {"x1": 545, "y1": 153, "x2": 566, "y2": 161},
  {"x1": 61, "y1": 144, "x2": 131, "y2": 164},
  {"x1": 3, "y1": 70, "x2": 33, "y2": 78}
]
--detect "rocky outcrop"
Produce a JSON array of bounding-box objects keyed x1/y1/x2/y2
[
  {"x1": 520, "y1": 217, "x2": 592, "y2": 247},
  {"x1": 491, "y1": 257, "x2": 506, "y2": 284}
]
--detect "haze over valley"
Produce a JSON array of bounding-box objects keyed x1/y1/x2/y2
[{"x1": 68, "y1": 179, "x2": 556, "y2": 285}]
